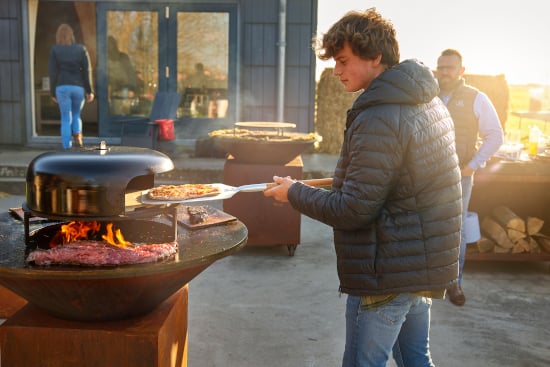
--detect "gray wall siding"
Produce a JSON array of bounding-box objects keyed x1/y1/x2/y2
[
  {"x1": 0, "y1": 0, "x2": 25, "y2": 145},
  {"x1": 284, "y1": 0, "x2": 317, "y2": 133},
  {"x1": 240, "y1": 0, "x2": 317, "y2": 132}
]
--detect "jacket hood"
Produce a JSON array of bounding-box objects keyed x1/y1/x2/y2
[{"x1": 351, "y1": 59, "x2": 439, "y2": 111}]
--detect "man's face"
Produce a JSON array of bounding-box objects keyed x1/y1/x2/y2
[
  {"x1": 333, "y1": 42, "x2": 379, "y2": 92},
  {"x1": 436, "y1": 55, "x2": 464, "y2": 91}
]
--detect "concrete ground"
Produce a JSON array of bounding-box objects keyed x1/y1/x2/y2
[
  {"x1": 0, "y1": 193, "x2": 549, "y2": 367},
  {"x1": 186, "y1": 210, "x2": 550, "y2": 367}
]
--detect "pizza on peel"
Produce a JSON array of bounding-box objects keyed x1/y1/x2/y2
[{"x1": 147, "y1": 184, "x2": 221, "y2": 201}]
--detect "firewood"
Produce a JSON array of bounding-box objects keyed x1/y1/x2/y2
[
  {"x1": 476, "y1": 236, "x2": 495, "y2": 253},
  {"x1": 532, "y1": 233, "x2": 550, "y2": 253},
  {"x1": 507, "y1": 228, "x2": 527, "y2": 243},
  {"x1": 527, "y1": 217, "x2": 544, "y2": 236},
  {"x1": 481, "y1": 216, "x2": 515, "y2": 249},
  {"x1": 493, "y1": 243, "x2": 512, "y2": 253},
  {"x1": 512, "y1": 242, "x2": 526, "y2": 253},
  {"x1": 515, "y1": 238, "x2": 532, "y2": 253},
  {"x1": 529, "y1": 237, "x2": 541, "y2": 253},
  {"x1": 492, "y1": 205, "x2": 526, "y2": 233}
]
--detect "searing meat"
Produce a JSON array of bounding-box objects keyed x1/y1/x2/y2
[
  {"x1": 187, "y1": 206, "x2": 209, "y2": 224},
  {"x1": 26, "y1": 240, "x2": 178, "y2": 267}
]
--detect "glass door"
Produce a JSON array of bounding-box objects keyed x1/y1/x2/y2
[
  {"x1": 97, "y1": 3, "x2": 236, "y2": 138},
  {"x1": 97, "y1": 3, "x2": 164, "y2": 136},
  {"x1": 106, "y1": 10, "x2": 159, "y2": 117},
  {"x1": 176, "y1": 11, "x2": 230, "y2": 119}
]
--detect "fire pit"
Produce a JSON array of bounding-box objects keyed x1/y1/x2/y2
[
  {"x1": 209, "y1": 122, "x2": 320, "y2": 164},
  {"x1": 0, "y1": 144, "x2": 247, "y2": 321}
]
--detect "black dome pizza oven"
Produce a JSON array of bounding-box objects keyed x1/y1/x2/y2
[
  {"x1": 25, "y1": 143, "x2": 174, "y2": 218},
  {"x1": 0, "y1": 143, "x2": 248, "y2": 321}
]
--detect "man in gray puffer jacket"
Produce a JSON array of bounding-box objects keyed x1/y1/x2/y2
[{"x1": 264, "y1": 8, "x2": 462, "y2": 367}]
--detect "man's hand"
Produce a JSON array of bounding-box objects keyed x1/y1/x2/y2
[{"x1": 263, "y1": 175, "x2": 296, "y2": 202}]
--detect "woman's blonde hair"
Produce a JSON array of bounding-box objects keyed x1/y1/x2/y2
[{"x1": 56, "y1": 23, "x2": 75, "y2": 46}]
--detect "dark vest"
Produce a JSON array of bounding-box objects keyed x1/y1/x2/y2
[{"x1": 443, "y1": 80, "x2": 478, "y2": 167}]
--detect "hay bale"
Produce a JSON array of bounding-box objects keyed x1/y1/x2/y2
[
  {"x1": 315, "y1": 68, "x2": 360, "y2": 154},
  {"x1": 315, "y1": 69, "x2": 510, "y2": 154},
  {"x1": 463, "y1": 73, "x2": 509, "y2": 128}
]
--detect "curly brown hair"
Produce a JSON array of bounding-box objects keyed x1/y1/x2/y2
[{"x1": 314, "y1": 8, "x2": 399, "y2": 68}]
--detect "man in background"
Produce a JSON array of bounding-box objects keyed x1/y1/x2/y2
[{"x1": 436, "y1": 48, "x2": 504, "y2": 306}]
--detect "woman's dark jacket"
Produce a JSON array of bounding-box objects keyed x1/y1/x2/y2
[
  {"x1": 288, "y1": 59, "x2": 462, "y2": 296},
  {"x1": 49, "y1": 43, "x2": 94, "y2": 97}
]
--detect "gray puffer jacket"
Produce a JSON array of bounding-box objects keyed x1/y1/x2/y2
[{"x1": 288, "y1": 59, "x2": 462, "y2": 295}]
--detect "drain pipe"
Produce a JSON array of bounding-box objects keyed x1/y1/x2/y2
[{"x1": 277, "y1": 0, "x2": 287, "y2": 122}]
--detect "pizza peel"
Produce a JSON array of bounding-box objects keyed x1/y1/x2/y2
[{"x1": 140, "y1": 178, "x2": 333, "y2": 205}]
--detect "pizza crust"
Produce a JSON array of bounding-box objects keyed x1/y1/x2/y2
[{"x1": 147, "y1": 184, "x2": 222, "y2": 201}]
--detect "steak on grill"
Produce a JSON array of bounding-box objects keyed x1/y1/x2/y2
[{"x1": 26, "y1": 240, "x2": 178, "y2": 267}]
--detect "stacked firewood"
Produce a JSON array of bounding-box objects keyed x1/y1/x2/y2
[{"x1": 476, "y1": 206, "x2": 550, "y2": 254}]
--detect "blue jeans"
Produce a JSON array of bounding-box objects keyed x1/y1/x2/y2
[
  {"x1": 55, "y1": 85, "x2": 85, "y2": 149},
  {"x1": 458, "y1": 175, "x2": 473, "y2": 284},
  {"x1": 342, "y1": 294, "x2": 434, "y2": 367}
]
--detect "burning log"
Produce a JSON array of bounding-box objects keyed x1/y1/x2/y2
[{"x1": 473, "y1": 206, "x2": 548, "y2": 256}]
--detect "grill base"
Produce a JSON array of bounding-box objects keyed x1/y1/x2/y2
[
  {"x1": 223, "y1": 155, "x2": 302, "y2": 255},
  {"x1": 0, "y1": 286, "x2": 188, "y2": 367}
]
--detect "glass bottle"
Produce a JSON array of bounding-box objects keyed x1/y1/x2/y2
[{"x1": 528, "y1": 125, "x2": 541, "y2": 156}]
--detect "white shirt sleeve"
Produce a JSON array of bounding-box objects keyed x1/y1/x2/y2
[{"x1": 469, "y1": 92, "x2": 504, "y2": 170}]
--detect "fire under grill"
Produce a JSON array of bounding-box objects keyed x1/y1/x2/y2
[{"x1": 22, "y1": 203, "x2": 178, "y2": 250}]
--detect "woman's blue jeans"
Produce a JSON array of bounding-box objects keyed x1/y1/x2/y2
[
  {"x1": 55, "y1": 85, "x2": 85, "y2": 149},
  {"x1": 342, "y1": 294, "x2": 434, "y2": 367}
]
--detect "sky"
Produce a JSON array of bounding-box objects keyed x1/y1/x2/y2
[{"x1": 316, "y1": 0, "x2": 550, "y2": 85}]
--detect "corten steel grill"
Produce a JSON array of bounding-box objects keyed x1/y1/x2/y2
[
  {"x1": 218, "y1": 122, "x2": 318, "y2": 255},
  {"x1": 0, "y1": 143, "x2": 247, "y2": 321},
  {"x1": 211, "y1": 121, "x2": 318, "y2": 164}
]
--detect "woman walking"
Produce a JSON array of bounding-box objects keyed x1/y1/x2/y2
[{"x1": 48, "y1": 23, "x2": 94, "y2": 149}]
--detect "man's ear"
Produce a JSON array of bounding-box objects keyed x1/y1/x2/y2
[{"x1": 372, "y1": 54, "x2": 383, "y2": 67}]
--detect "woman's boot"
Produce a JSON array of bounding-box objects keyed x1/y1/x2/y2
[{"x1": 72, "y1": 133, "x2": 83, "y2": 147}]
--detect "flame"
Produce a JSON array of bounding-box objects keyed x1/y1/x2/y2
[
  {"x1": 101, "y1": 223, "x2": 130, "y2": 248},
  {"x1": 49, "y1": 221, "x2": 130, "y2": 248}
]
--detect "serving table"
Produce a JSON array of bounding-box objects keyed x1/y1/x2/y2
[
  {"x1": 511, "y1": 110, "x2": 550, "y2": 133},
  {"x1": 467, "y1": 157, "x2": 550, "y2": 261}
]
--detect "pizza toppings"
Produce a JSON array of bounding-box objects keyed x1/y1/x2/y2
[{"x1": 147, "y1": 184, "x2": 221, "y2": 201}]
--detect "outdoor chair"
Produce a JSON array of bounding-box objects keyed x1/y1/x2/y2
[{"x1": 120, "y1": 92, "x2": 181, "y2": 149}]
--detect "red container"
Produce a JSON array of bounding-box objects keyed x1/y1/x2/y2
[{"x1": 155, "y1": 119, "x2": 175, "y2": 140}]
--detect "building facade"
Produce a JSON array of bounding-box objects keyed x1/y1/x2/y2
[{"x1": 0, "y1": 0, "x2": 318, "y2": 148}]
